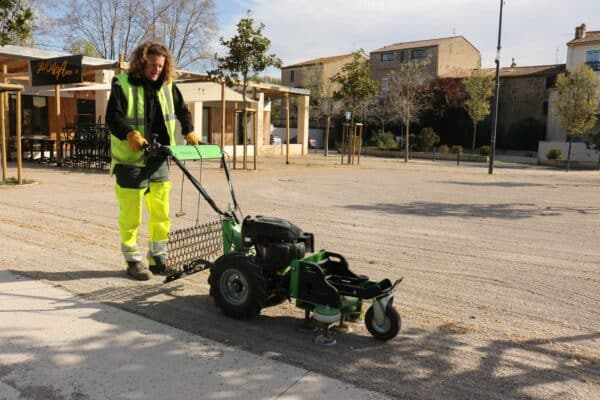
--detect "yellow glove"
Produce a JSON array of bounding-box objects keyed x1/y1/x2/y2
[
  {"x1": 126, "y1": 130, "x2": 147, "y2": 152},
  {"x1": 184, "y1": 132, "x2": 200, "y2": 145}
]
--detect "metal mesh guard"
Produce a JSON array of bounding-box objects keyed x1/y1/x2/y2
[{"x1": 167, "y1": 219, "x2": 223, "y2": 273}]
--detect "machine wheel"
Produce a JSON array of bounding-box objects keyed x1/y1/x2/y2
[
  {"x1": 209, "y1": 255, "x2": 267, "y2": 319},
  {"x1": 365, "y1": 303, "x2": 400, "y2": 340}
]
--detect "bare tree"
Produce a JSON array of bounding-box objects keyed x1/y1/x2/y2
[
  {"x1": 151, "y1": 0, "x2": 216, "y2": 69},
  {"x1": 303, "y1": 67, "x2": 342, "y2": 156},
  {"x1": 48, "y1": 0, "x2": 215, "y2": 66},
  {"x1": 387, "y1": 60, "x2": 432, "y2": 162}
]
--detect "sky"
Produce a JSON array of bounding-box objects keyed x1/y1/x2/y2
[{"x1": 214, "y1": 0, "x2": 600, "y2": 76}]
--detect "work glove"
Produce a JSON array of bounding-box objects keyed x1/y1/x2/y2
[
  {"x1": 126, "y1": 130, "x2": 147, "y2": 152},
  {"x1": 184, "y1": 132, "x2": 200, "y2": 145}
]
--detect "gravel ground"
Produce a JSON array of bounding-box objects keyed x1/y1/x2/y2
[{"x1": 1, "y1": 155, "x2": 599, "y2": 400}]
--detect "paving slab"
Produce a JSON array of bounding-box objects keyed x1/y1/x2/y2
[{"x1": 0, "y1": 270, "x2": 390, "y2": 400}]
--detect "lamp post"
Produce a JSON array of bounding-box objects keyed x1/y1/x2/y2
[{"x1": 488, "y1": 0, "x2": 504, "y2": 174}]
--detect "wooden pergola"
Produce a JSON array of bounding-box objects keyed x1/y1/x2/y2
[{"x1": 0, "y1": 45, "x2": 310, "y2": 172}]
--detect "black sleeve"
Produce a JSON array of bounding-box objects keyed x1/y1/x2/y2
[
  {"x1": 173, "y1": 84, "x2": 194, "y2": 135},
  {"x1": 105, "y1": 78, "x2": 133, "y2": 140}
]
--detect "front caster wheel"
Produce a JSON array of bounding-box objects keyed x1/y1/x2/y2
[{"x1": 365, "y1": 303, "x2": 400, "y2": 340}]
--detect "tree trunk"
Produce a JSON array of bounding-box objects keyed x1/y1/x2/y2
[
  {"x1": 324, "y1": 116, "x2": 330, "y2": 157},
  {"x1": 404, "y1": 119, "x2": 410, "y2": 163},
  {"x1": 567, "y1": 137, "x2": 572, "y2": 172},
  {"x1": 471, "y1": 122, "x2": 477, "y2": 155},
  {"x1": 597, "y1": 151, "x2": 600, "y2": 171}
]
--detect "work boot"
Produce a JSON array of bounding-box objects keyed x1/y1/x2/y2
[
  {"x1": 148, "y1": 255, "x2": 167, "y2": 275},
  {"x1": 126, "y1": 261, "x2": 152, "y2": 281}
]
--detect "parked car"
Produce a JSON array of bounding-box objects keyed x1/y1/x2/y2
[{"x1": 270, "y1": 134, "x2": 282, "y2": 145}]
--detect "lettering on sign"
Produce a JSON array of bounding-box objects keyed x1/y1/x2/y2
[{"x1": 30, "y1": 55, "x2": 83, "y2": 86}]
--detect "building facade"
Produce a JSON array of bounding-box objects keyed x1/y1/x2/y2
[
  {"x1": 370, "y1": 36, "x2": 481, "y2": 87},
  {"x1": 495, "y1": 63, "x2": 565, "y2": 150}
]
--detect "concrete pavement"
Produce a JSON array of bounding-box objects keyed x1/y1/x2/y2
[{"x1": 0, "y1": 270, "x2": 390, "y2": 400}]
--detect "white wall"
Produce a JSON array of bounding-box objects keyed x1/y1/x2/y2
[{"x1": 538, "y1": 141, "x2": 599, "y2": 162}]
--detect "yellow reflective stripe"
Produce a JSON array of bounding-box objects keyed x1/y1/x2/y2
[
  {"x1": 148, "y1": 240, "x2": 168, "y2": 256},
  {"x1": 121, "y1": 244, "x2": 142, "y2": 262}
]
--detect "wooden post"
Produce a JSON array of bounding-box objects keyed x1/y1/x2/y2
[
  {"x1": 285, "y1": 93, "x2": 290, "y2": 165},
  {"x1": 233, "y1": 108, "x2": 238, "y2": 170},
  {"x1": 253, "y1": 110, "x2": 257, "y2": 170},
  {"x1": 55, "y1": 85, "x2": 62, "y2": 165},
  {"x1": 16, "y1": 91, "x2": 22, "y2": 184},
  {"x1": 0, "y1": 91, "x2": 6, "y2": 181},
  {"x1": 357, "y1": 123, "x2": 363, "y2": 165},
  {"x1": 220, "y1": 82, "x2": 226, "y2": 149},
  {"x1": 242, "y1": 107, "x2": 247, "y2": 170},
  {"x1": 347, "y1": 122, "x2": 353, "y2": 165},
  {"x1": 340, "y1": 123, "x2": 346, "y2": 165},
  {"x1": 1, "y1": 65, "x2": 7, "y2": 181}
]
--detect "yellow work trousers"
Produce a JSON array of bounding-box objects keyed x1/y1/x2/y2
[{"x1": 115, "y1": 181, "x2": 172, "y2": 264}]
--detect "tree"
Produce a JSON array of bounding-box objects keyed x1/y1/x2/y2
[
  {"x1": 417, "y1": 127, "x2": 440, "y2": 152},
  {"x1": 303, "y1": 67, "x2": 342, "y2": 156},
  {"x1": 51, "y1": 0, "x2": 215, "y2": 67},
  {"x1": 463, "y1": 69, "x2": 494, "y2": 155},
  {"x1": 66, "y1": 39, "x2": 101, "y2": 57},
  {"x1": 331, "y1": 49, "x2": 378, "y2": 153},
  {"x1": 387, "y1": 59, "x2": 432, "y2": 162},
  {"x1": 555, "y1": 64, "x2": 600, "y2": 171},
  {"x1": 209, "y1": 10, "x2": 281, "y2": 165},
  {"x1": 430, "y1": 77, "x2": 464, "y2": 116},
  {"x1": 0, "y1": 0, "x2": 33, "y2": 46},
  {"x1": 151, "y1": 0, "x2": 217, "y2": 69},
  {"x1": 366, "y1": 85, "x2": 397, "y2": 138}
]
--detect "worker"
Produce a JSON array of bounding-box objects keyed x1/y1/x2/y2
[{"x1": 106, "y1": 41, "x2": 199, "y2": 280}]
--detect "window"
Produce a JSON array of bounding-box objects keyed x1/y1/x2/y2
[
  {"x1": 290, "y1": 70, "x2": 295, "y2": 82},
  {"x1": 381, "y1": 52, "x2": 394, "y2": 62},
  {"x1": 585, "y1": 50, "x2": 600, "y2": 71},
  {"x1": 411, "y1": 48, "x2": 427, "y2": 60},
  {"x1": 381, "y1": 77, "x2": 389, "y2": 93}
]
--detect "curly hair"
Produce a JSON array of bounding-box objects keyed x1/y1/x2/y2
[{"x1": 128, "y1": 42, "x2": 176, "y2": 82}]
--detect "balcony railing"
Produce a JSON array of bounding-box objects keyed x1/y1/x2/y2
[{"x1": 585, "y1": 61, "x2": 600, "y2": 71}]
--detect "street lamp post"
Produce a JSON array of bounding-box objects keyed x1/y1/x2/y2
[{"x1": 488, "y1": 0, "x2": 504, "y2": 174}]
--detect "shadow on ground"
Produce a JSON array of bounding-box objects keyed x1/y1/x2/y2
[
  {"x1": 8, "y1": 269, "x2": 600, "y2": 400},
  {"x1": 342, "y1": 202, "x2": 600, "y2": 219}
]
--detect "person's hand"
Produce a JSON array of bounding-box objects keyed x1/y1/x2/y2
[
  {"x1": 126, "y1": 130, "x2": 147, "y2": 152},
  {"x1": 184, "y1": 132, "x2": 200, "y2": 145}
]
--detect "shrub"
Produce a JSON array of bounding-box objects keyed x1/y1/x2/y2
[
  {"x1": 370, "y1": 131, "x2": 397, "y2": 150},
  {"x1": 417, "y1": 127, "x2": 440, "y2": 151},
  {"x1": 450, "y1": 145, "x2": 463, "y2": 155},
  {"x1": 546, "y1": 148, "x2": 563, "y2": 160},
  {"x1": 438, "y1": 145, "x2": 449, "y2": 154},
  {"x1": 479, "y1": 146, "x2": 491, "y2": 156}
]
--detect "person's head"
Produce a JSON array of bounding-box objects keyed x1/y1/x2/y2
[{"x1": 129, "y1": 42, "x2": 176, "y2": 83}]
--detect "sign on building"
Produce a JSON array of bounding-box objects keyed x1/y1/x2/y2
[{"x1": 30, "y1": 55, "x2": 83, "y2": 86}]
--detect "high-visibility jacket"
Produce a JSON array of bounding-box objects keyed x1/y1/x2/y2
[{"x1": 110, "y1": 73, "x2": 177, "y2": 170}]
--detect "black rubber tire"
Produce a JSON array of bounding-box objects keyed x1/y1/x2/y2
[
  {"x1": 365, "y1": 303, "x2": 401, "y2": 340},
  {"x1": 208, "y1": 255, "x2": 267, "y2": 319}
]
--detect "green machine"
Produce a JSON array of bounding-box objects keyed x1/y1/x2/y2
[{"x1": 157, "y1": 142, "x2": 402, "y2": 341}]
